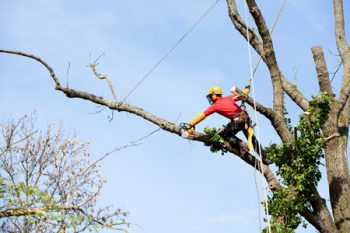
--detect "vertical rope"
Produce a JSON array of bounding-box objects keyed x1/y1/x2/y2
[
  {"x1": 242, "y1": 1, "x2": 272, "y2": 232},
  {"x1": 251, "y1": 0, "x2": 286, "y2": 78}
]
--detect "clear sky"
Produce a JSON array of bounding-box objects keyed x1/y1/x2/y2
[{"x1": 0, "y1": 0, "x2": 349, "y2": 233}]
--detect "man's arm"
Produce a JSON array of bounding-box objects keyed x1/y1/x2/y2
[{"x1": 189, "y1": 112, "x2": 206, "y2": 127}]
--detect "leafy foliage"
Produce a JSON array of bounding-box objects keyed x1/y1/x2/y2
[
  {"x1": 203, "y1": 127, "x2": 227, "y2": 155},
  {"x1": 265, "y1": 92, "x2": 330, "y2": 232}
]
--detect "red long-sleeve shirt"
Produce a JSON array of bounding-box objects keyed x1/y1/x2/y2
[{"x1": 203, "y1": 95, "x2": 243, "y2": 119}]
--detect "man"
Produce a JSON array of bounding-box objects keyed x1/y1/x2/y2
[{"x1": 186, "y1": 81, "x2": 271, "y2": 164}]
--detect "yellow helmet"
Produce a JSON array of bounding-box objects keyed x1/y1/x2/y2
[
  {"x1": 208, "y1": 86, "x2": 222, "y2": 95},
  {"x1": 206, "y1": 86, "x2": 222, "y2": 105}
]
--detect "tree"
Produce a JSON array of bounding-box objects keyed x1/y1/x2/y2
[
  {"x1": 0, "y1": 114, "x2": 128, "y2": 232},
  {"x1": 0, "y1": 0, "x2": 349, "y2": 232}
]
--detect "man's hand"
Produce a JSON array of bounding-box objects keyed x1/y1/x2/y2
[
  {"x1": 230, "y1": 86, "x2": 237, "y2": 93},
  {"x1": 231, "y1": 86, "x2": 240, "y2": 100},
  {"x1": 187, "y1": 128, "x2": 195, "y2": 135},
  {"x1": 180, "y1": 124, "x2": 195, "y2": 139},
  {"x1": 180, "y1": 123, "x2": 195, "y2": 138},
  {"x1": 185, "y1": 124, "x2": 195, "y2": 135}
]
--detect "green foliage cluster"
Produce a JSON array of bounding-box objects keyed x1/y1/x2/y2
[
  {"x1": 265, "y1": 92, "x2": 330, "y2": 232},
  {"x1": 203, "y1": 127, "x2": 227, "y2": 155}
]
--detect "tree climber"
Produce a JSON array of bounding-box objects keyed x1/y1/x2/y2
[{"x1": 185, "y1": 80, "x2": 271, "y2": 164}]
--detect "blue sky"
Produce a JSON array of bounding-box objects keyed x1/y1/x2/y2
[{"x1": 0, "y1": 0, "x2": 349, "y2": 233}]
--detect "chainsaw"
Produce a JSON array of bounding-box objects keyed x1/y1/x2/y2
[{"x1": 179, "y1": 123, "x2": 195, "y2": 139}]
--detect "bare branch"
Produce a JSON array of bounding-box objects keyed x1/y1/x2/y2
[
  {"x1": 0, "y1": 49, "x2": 286, "y2": 209},
  {"x1": 226, "y1": 0, "x2": 264, "y2": 56},
  {"x1": 330, "y1": 60, "x2": 343, "y2": 83},
  {"x1": 244, "y1": 0, "x2": 284, "y2": 118},
  {"x1": 334, "y1": 0, "x2": 350, "y2": 114},
  {"x1": 88, "y1": 54, "x2": 118, "y2": 102},
  {"x1": 0, "y1": 49, "x2": 61, "y2": 87},
  {"x1": 281, "y1": 74, "x2": 309, "y2": 111},
  {"x1": 312, "y1": 46, "x2": 334, "y2": 96},
  {"x1": 0, "y1": 206, "x2": 128, "y2": 232},
  {"x1": 226, "y1": 1, "x2": 309, "y2": 112},
  {"x1": 334, "y1": 0, "x2": 349, "y2": 52},
  {"x1": 0, "y1": 115, "x2": 129, "y2": 232},
  {"x1": 0, "y1": 206, "x2": 78, "y2": 218}
]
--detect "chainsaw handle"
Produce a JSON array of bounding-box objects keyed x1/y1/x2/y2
[{"x1": 179, "y1": 122, "x2": 195, "y2": 130}]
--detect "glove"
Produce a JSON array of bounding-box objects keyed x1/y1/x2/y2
[
  {"x1": 186, "y1": 124, "x2": 195, "y2": 135},
  {"x1": 181, "y1": 124, "x2": 195, "y2": 139},
  {"x1": 230, "y1": 86, "x2": 237, "y2": 93}
]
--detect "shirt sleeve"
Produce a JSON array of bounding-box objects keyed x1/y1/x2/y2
[
  {"x1": 231, "y1": 94, "x2": 241, "y2": 101},
  {"x1": 203, "y1": 104, "x2": 217, "y2": 116}
]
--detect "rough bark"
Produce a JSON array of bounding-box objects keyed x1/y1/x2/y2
[
  {"x1": 227, "y1": 1, "x2": 350, "y2": 232},
  {"x1": 226, "y1": 0, "x2": 309, "y2": 112},
  {"x1": 334, "y1": 0, "x2": 350, "y2": 116},
  {"x1": 312, "y1": 42, "x2": 350, "y2": 233},
  {"x1": 312, "y1": 46, "x2": 334, "y2": 97},
  {"x1": 306, "y1": 187, "x2": 338, "y2": 233},
  {"x1": 226, "y1": 0, "x2": 264, "y2": 56},
  {"x1": 328, "y1": 1, "x2": 350, "y2": 232},
  {"x1": 323, "y1": 113, "x2": 350, "y2": 232},
  {"x1": 245, "y1": 0, "x2": 284, "y2": 118}
]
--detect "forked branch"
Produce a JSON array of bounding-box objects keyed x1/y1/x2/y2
[{"x1": 88, "y1": 53, "x2": 118, "y2": 102}]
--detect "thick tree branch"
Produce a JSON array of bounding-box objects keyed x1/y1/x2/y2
[
  {"x1": 226, "y1": 1, "x2": 309, "y2": 112},
  {"x1": 343, "y1": 98, "x2": 350, "y2": 125},
  {"x1": 312, "y1": 46, "x2": 334, "y2": 97},
  {"x1": 334, "y1": 0, "x2": 348, "y2": 49},
  {"x1": 245, "y1": 0, "x2": 284, "y2": 118},
  {"x1": 334, "y1": 0, "x2": 350, "y2": 115},
  {"x1": 293, "y1": 188, "x2": 337, "y2": 233},
  {"x1": 281, "y1": 75, "x2": 309, "y2": 111},
  {"x1": 0, "y1": 49, "x2": 284, "y2": 210},
  {"x1": 226, "y1": 0, "x2": 264, "y2": 56}
]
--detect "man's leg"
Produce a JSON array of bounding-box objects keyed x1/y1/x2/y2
[
  {"x1": 220, "y1": 121, "x2": 249, "y2": 157},
  {"x1": 243, "y1": 129, "x2": 272, "y2": 165}
]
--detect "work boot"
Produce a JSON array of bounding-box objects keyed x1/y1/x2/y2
[
  {"x1": 238, "y1": 141, "x2": 249, "y2": 158},
  {"x1": 247, "y1": 127, "x2": 254, "y2": 151}
]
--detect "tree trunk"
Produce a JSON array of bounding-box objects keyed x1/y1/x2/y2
[{"x1": 324, "y1": 111, "x2": 350, "y2": 232}]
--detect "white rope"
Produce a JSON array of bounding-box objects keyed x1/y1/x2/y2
[
  {"x1": 242, "y1": 2, "x2": 264, "y2": 231},
  {"x1": 120, "y1": 0, "x2": 221, "y2": 104},
  {"x1": 242, "y1": 0, "x2": 279, "y2": 232},
  {"x1": 251, "y1": 0, "x2": 286, "y2": 78}
]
